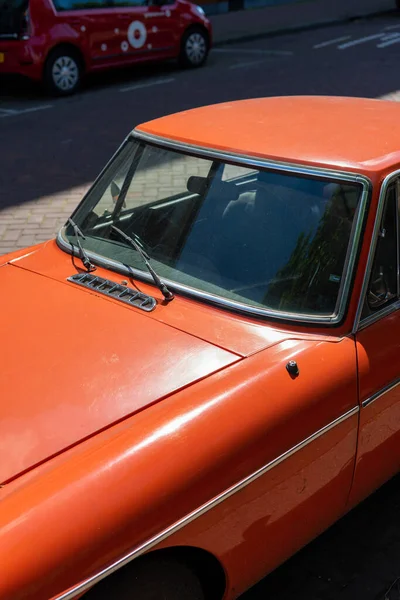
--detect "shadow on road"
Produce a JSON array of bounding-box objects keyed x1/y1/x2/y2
[
  {"x1": 2, "y1": 18, "x2": 400, "y2": 213},
  {"x1": 243, "y1": 473, "x2": 400, "y2": 600}
]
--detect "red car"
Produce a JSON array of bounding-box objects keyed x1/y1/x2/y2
[{"x1": 0, "y1": 0, "x2": 211, "y2": 95}]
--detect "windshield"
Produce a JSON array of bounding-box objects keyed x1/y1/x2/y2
[{"x1": 63, "y1": 138, "x2": 363, "y2": 319}]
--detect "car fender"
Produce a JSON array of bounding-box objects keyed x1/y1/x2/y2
[{"x1": 0, "y1": 337, "x2": 357, "y2": 600}]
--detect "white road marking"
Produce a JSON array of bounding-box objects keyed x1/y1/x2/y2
[
  {"x1": 384, "y1": 23, "x2": 400, "y2": 30},
  {"x1": 119, "y1": 77, "x2": 175, "y2": 92},
  {"x1": 0, "y1": 104, "x2": 52, "y2": 118},
  {"x1": 229, "y1": 59, "x2": 267, "y2": 69},
  {"x1": 313, "y1": 35, "x2": 351, "y2": 49},
  {"x1": 377, "y1": 35, "x2": 400, "y2": 48},
  {"x1": 17, "y1": 105, "x2": 53, "y2": 115},
  {"x1": 338, "y1": 33, "x2": 386, "y2": 49},
  {"x1": 379, "y1": 32, "x2": 400, "y2": 40},
  {"x1": 214, "y1": 48, "x2": 292, "y2": 56}
]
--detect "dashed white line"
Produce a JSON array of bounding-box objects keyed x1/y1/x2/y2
[
  {"x1": 313, "y1": 35, "x2": 351, "y2": 49},
  {"x1": 384, "y1": 23, "x2": 400, "y2": 30},
  {"x1": 229, "y1": 59, "x2": 267, "y2": 69},
  {"x1": 119, "y1": 77, "x2": 175, "y2": 92},
  {"x1": 214, "y1": 48, "x2": 292, "y2": 56},
  {"x1": 337, "y1": 33, "x2": 386, "y2": 49},
  {"x1": 0, "y1": 104, "x2": 52, "y2": 118},
  {"x1": 379, "y1": 32, "x2": 400, "y2": 40},
  {"x1": 15, "y1": 105, "x2": 52, "y2": 115},
  {"x1": 377, "y1": 35, "x2": 400, "y2": 48}
]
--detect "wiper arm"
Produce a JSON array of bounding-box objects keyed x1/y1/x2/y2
[
  {"x1": 111, "y1": 225, "x2": 174, "y2": 302},
  {"x1": 67, "y1": 218, "x2": 96, "y2": 273}
]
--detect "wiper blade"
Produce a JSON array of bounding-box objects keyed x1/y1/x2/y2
[
  {"x1": 67, "y1": 218, "x2": 96, "y2": 273},
  {"x1": 111, "y1": 225, "x2": 174, "y2": 302}
]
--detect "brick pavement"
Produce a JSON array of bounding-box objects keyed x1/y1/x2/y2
[
  {"x1": 0, "y1": 184, "x2": 90, "y2": 254},
  {"x1": 0, "y1": 152, "x2": 251, "y2": 254}
]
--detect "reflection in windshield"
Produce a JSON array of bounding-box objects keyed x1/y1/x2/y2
[{"x1": 64, "y1": 138, "x2": 362, "y2": 318}]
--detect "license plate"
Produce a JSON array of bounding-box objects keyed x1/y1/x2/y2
[{"x1": 0, "y1": 53, "x2": 4, "y2": 63}]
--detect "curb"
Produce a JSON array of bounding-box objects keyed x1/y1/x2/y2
[{"x1": 213, "y1": 7, "x2": 397, "y2": 46}]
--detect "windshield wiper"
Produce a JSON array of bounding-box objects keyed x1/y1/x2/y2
[
  {"x1": 111, "y1": 225, "x2": 174, "y2": 302},
  {"x1": 67, "y1": 218, "x2": 96, "y2": 273}
]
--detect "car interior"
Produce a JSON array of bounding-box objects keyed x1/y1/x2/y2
[{"x1": 74, "y1": 160, "x2": 361, "y2": 316}]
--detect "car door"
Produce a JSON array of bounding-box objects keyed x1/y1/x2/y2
[
  {"x1": 53, "y1": 0, "x2": 121, "y2": 67},
  {"x1": 112, "y1": 0, "x2": 177, "y2": 63},
  {"x1": 350, "y1": 175, "x2": 400, "y2": 507}
]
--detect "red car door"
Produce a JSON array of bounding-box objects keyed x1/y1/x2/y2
[
  {"x1": 53, "y1": 0, "x2": 122, "y2": 67},
  {"x1": 350, "y1": 176, "x2": 400, "y2": 507},
  {"x1": 143, "y1": 1, "x2": 178, "y2": 54},
  {"x1": 112, "y1": 0, "x2": 177, "y2": 63}
]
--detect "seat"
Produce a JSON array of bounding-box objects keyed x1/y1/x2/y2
[{"x1": 214, "y1": 179, "x2": 316, "y2": 303}]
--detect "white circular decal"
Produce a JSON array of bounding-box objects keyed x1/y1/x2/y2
[
  {"x1": 127, "y1": 21, "x2": 147, "y2": 49},
  {"x1": 121, "y1": 41, "x2": 129, "y2": 52}
]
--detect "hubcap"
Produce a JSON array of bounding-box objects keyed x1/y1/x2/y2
[
  {"x1": 185, "y1": 32, "x2": 206, "y2": 65},
  {"x1": 52, "y1": 56, "x2": 79, "y2": 91}
]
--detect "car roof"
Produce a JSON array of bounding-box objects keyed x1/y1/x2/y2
[{"x1": 135, "y1": 96, "x2": 400, "y2": 177}]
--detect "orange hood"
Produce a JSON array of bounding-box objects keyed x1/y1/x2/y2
[{"x1": 0, "y1": 263, "x2": 239, "y2": 484}]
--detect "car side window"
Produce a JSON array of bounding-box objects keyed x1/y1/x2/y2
[
  {"x1": 111, "y1": 0, "x2": 147, "y2": 5},
  {"x1": 53, "y1": 0, "x2": 109, "y2": 10},
  {"x1": 362, "y1": 183, "x2": 399, "y2": 318}
]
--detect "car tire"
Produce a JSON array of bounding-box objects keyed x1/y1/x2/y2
[
  {"x1": 179, "y1": 27, "x2": 209, "y2": 68},
  {"x1": 44, "y1": 47, "x2": 83, "y2": 96},
  {"x1": 83, "y1": 555, "x2": 207, "y2": 599}
]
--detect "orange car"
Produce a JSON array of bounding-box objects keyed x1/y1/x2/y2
[{"x1": 1, "y1": 95, "x2": 400, "y2": 600}]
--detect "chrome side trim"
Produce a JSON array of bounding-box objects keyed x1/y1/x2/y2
[
  {"x1": 55, "y1": 405, "x2": 359, "y2": 600},
  {"x1": 362, "y1": 376, "x2": 400, "y2": 408},
  {"x1": 57, "y1": 132, "x2": 372, "y2": 327},
  {"x1": 353, "y1": 169, "x2": 400, "y2": 333},
  {"x1": 357, "y1": 298, "x2": 400, "y2": 331}
]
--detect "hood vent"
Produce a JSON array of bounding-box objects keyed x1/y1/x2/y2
[{"x1": 68, "y1": 273, "x2": 157, "y2": 312}]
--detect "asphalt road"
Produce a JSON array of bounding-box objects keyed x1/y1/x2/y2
[{"x1": 3, "y1": 12, "x2": 400, "y2": 600}]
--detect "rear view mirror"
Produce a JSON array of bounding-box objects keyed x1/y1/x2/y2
[
  {"x1": 187, "y1": 176, "x2": 240, "y2": 201},
  {"x1": 111, "y1": 181, "x2": 121, "y2": 200},
  {"x1": 187, "y1": 176, "x2": 208, "y2": 195}
]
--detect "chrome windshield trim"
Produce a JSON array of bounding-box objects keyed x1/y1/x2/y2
[
  {"x1": 57, "y1": 132, "x2": 372, "y2": 326},
  {"x1": 57, "y1": 235, "x2": 349, "y2": 324},
  {"x1": 353, "y1": 169, "x2": 400, "y2": 333},
  {"x1": 55, "y1": 405, "x2": 359, "y2": 600},
  {"x1": 362, "y1": 376, "x2": 400, "y2": 408},
  {"x1": 133, "y1": 130, "x2": 368, "y2": 182}
]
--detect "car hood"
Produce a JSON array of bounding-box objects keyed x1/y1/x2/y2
[{"x1": 0, "y1": 263, "x2": 239, "y2": 484}]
